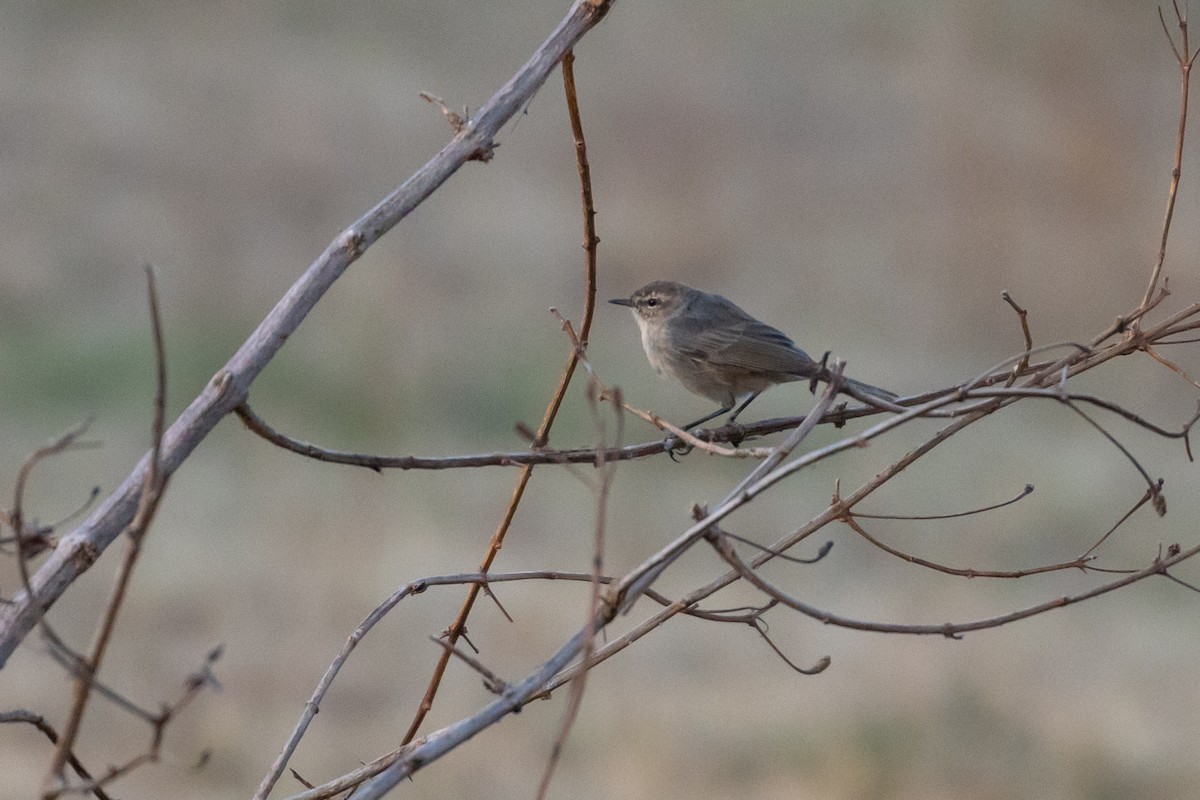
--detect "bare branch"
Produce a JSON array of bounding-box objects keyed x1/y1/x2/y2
[
  {"x1": 1140, "y1": 1, "x2": 1195, "y2": 311},
  {"x1": 397, "y1": 27, "x2": 610, "y2": 757},
  {"x1": 428, "y1": 636, "x2": 509, "y2": 695},
  {"x1": 0, "y1": 711, "x2": 113, "y2": 800},
  {"x1": 839, "y1": 509, "x2": 1105, "y2": 579},
  {"x1": 1001, "y1": 290, "x2": 1034, "y2": 381},
  {"x1": 0, "y1": 0, "x2": 618, "y2": 668},
  {"x1": 708, "y1": 527, "x2": 1200, "y2": 637},
  {"x1": 750, "y1": 618, "x2": 831, "y2": 676},
  {"x1": 852, "y1": 483, "x2": 1035, "y2": 521},
  {"x1": 43, "y1": 266, "x2": 175, "y2": 797},
  {"x1": 1080, "y1": 487, "x2": 1160, "y2": 559}
]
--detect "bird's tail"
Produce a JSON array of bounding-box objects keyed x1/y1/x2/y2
[{"x1": 841, "y1": 377, "x2": 898, "y2": 404}]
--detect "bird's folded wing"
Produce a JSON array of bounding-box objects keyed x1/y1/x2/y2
[{"x1": 675, "y1": 320, "x2": 816, "y2": 375}]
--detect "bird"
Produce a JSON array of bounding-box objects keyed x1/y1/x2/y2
[{"x1": 610, "y1": 280, "x2": 896, "y2": 430}]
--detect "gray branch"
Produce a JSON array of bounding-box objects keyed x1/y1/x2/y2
[{"x1": 0, "y1": 0, "x2": 616, "y2": 668}]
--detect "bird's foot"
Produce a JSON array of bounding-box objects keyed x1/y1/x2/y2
[
  {"x1": 724, "y1": 421, "x2": 747, "y2": 447},
  {"x1": 665, "y1": 433, "x2": 693, "y2": 462}
]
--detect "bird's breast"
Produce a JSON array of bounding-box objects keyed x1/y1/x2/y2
[{"x1": 636, "y1": 316, "x2": 669, "y2": 375}]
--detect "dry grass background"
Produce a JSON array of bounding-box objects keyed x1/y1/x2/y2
[{"x1": 2, "y1": 2, "x2": 1200, "y2": 798}]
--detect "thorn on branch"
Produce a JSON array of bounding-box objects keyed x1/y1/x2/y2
[
  {"x1": 419, "y1": 92, "x2": 495, "y2": 162},
  {"x1": 420, "y1": 91, "x2": 468, "y2": 133},
  {"x1": 480, "y1": 580, "x2": 514, "y2": 623},
  {"x1": 429, "y1": 636, "x2": 509, "y2": 696},
  {"x1": 289, "y1": 767, "x2": 316, "y2": 789},
  {"x1": 1001, "y1": 290, "x2": 1033, "y2": 379}
]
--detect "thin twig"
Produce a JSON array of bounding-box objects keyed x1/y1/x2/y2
[
  {"x1": 748, "y1": 616, "x2": 830, "y2": 675},
  {"x1": 851, "y1": 483, "x2": 1034, "y2": 521},
  {"x1": 256, "y1": 568, "x2": 735, "y2": 800},
  {"x1": 709, "y1": 527, "x2": 1200, "y2": 637},
  {"x1": 1001, "y1": 290, "x2": 1034, "y2": 382},
  {"x1": 1144, "y1": 342, "x2": 1200, "y2": 389},
  {"x1": 546, "y1": 50, "x2": 606, "y2": 800},
  {"x1": 0, "y1": 711, "x2": 113, "y2": 800},
  {"x1": 839, "y1": 511, "x2": 1106, "y2": 579},
  {"x1": 396, "y1": 36, "x2": 607, "y2": 754},
  {"x1": 236, "y1": 318, "x2": 1200, "y2": 472},
  {"x1": 428, "y1": 637, "x2": 508, "y2": 694},
  {"x1": 10, "y1": 422, "x2": 95, "y2": 593},
  {"x1": 1060, "y1": 400, "x2": 1165, "y2": 515},
  {"x1": 0, "y1": 0, "x2": 618, "y2": 669},
  {"x1": 1140, "y1": 1, "x2": 1197, "y2": 312},
  {"x1": 1079, "y1": 485, "x2": 1160, "y2": 559},
  {"x1": 536, "y1": 376, "x2": 618, "y2": 800},
  {"x1": 43, "y1": 267, "x2": 172, "y2": 797},
  {"x1": 614, "y1": 367, "x2": 850, "y2": 613},
  {"x1": 341, "y1": 614, "x2": 621, "y2": 799}
]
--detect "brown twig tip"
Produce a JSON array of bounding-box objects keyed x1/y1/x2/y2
[
  {"x1": 751, "y1": 618, "x2": 831, "y2": 675},
  {"x1": 715, "y1": 526, "x2": 834, "y2": 565},
  {"x1": 852, "y1": 483, "x2": 1035, "y2": 522},
  {"x1": 428, "y1": 636, "x2": 508, "y2": 695},
  {"x1": 1000, "y1": 290, "x2": 1034, "y2": 381},
  {"x1": 419, "y1": 92, "x2": 468, "y2": 134},
  {"x1": 419, "y1": 92, "x2": 495, "y2": 161},
  {"x1": 289, "y1": 768, "x2": 315, "y2": 789}
]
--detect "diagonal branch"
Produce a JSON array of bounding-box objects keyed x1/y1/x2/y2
[{"x1": 0, "y1": 0, "x2": 617, "y2": 669}]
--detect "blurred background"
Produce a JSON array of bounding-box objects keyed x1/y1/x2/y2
[{"x1": 3, "y1": 1, "x2": 1200, "y2": 798}]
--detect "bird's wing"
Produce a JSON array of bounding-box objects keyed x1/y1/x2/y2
[{"x1": 676, "y1": 319, "x2": 817, "y2": 375}]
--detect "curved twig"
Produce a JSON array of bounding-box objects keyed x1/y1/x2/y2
[
  {"x1": 0, "y1": 0, "x2": 618, "y2": 670},
  {"x1": 709, "y1": 528, "x2": 1200, "y2": 637}
]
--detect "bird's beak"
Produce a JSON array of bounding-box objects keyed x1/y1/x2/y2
[{"x1": 609, "y1": 297, "x2": 634, "y2": 307}]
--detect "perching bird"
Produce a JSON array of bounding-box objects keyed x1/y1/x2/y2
[{"x1": 610, "y1": 280, "x2": 895, "y2": 428}]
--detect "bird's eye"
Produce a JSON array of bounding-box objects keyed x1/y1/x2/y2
[{"x1": 645, "y1": 298, "x2": 659, "y2": 307}]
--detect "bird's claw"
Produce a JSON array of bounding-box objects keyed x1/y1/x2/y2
[
  {"x1": 665, "y1": 434, "x2": 693, "y2": 462},
  {"x1": 725, "y1": 421, "x2": 746, "y2": 447}
]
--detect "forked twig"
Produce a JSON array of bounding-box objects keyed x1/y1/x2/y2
[
  {"x1": 0, "y1": 0, "x2": 618, "y2": 671},
  {"x1": 708, "y1": 526, "x2": 1200, "y2": 638},
  {"x1": 40, "y1": 266, "x2": 193, "y2": 798},
  {"x1": 1141, "y1": 1, "x2": 1199, "y2": 312},
  {"x1": 0, "y1": 711, "x2": 112, "y2": 800}
]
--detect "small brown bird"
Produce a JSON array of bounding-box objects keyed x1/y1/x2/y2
[{"x1": 610, "y1": 280, "x2": 895, "y2": 428}]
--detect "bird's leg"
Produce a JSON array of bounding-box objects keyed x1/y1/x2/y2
[
  {"x1": 681, "y1": 404, "x2": 734, "y2": 431},
  {"x1": 719, "y1": 393, "x2": 762, "y2": 448},
  {"x1": 726, "y1": 392, "x2": 760, "y2": 424},
  {"x1": 666, "y1": 404, "x2": 733, "y2": 461}
]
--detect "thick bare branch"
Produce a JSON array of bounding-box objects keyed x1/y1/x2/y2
[{"x1": 0, "y1": 0, "x2": 617, "y2": 668}]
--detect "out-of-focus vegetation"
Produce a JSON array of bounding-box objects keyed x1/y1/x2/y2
[{"x1": 2, "y1": 3, "x2": 1199, "y2": 798}]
